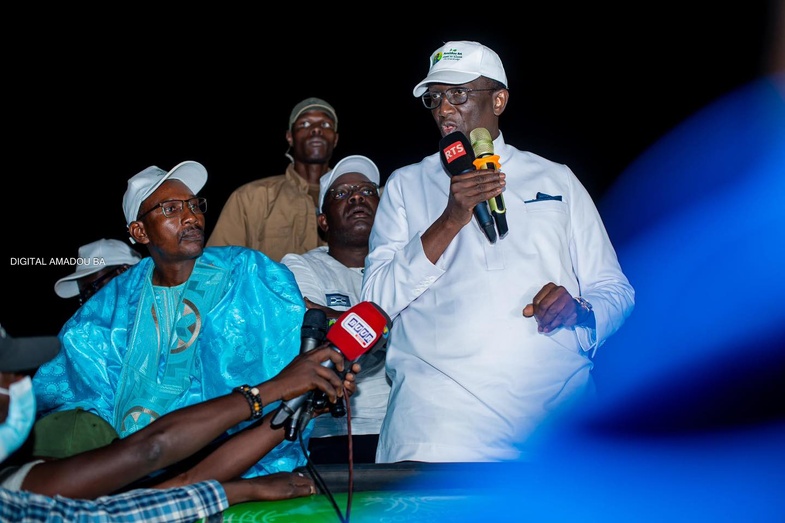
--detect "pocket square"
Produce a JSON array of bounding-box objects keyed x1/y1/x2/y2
[{"x1": 525, "y1": 192, "x2": 563, "y2": 203}]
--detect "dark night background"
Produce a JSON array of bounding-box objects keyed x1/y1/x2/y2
[{"x1": 3, "y1": 4, "x2": 782, "y2": 337}]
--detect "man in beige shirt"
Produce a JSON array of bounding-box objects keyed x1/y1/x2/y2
[{"x1": 206, "y1": 98, "x2": 339, "y2": 261}]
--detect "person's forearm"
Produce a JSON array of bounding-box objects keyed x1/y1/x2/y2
[
  {"x1": 220, "y1": 471, "x2": 315, "y2": 504},
  {"x1": 153, "y1": 413, "x2": 285, "y2": 488},
  {"x1": 220, "y1": 480, "x2": 258, "y2": 505},
  {"x1": 23, "y1": 391, "x2": 253, "y2": 498},
  {"x1": 421, "y1": 213, "x2": 463, "y2": 264}
]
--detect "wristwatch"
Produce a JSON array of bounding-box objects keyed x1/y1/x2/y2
[{"x1": 574, "y1": 296, "x2": 593, "y2": 324}]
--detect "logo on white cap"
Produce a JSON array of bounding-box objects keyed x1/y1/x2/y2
[{"x1": 412, "y1": 41, "x2": 508, "y2": 97}]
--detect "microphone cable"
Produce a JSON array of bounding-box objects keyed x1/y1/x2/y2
[{"x1": 299, "y1": 382, "x2": 354, "y2": 523}]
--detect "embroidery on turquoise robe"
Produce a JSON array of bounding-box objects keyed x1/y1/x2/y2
[{"x1": 114, "y1": 261, "x2": 228, "y2": 437}]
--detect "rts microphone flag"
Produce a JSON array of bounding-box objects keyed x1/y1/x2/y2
[
  {"x1": 439, "y1": 131, "x2": 497, "y2": 244},
  {"x1": 470, "y1": 127, "x2": 508, "y2": 239},
  {"x1": 270, "y1": 301, "x2": 391, "y2": 430}
]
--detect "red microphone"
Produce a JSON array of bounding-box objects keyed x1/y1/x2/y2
[
  {"x1": 325, "y1": 301, "x2": 391, "y2": 360},
  {"x1": 271, "y1": 301, "x2": 391, "y2": 430}
]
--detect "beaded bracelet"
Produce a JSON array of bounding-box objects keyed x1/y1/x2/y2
[{"x1": 234, "y1": 384, "x2": 263, "y2": 420}]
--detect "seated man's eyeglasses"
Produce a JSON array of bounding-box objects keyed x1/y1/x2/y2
[
  {"x1": 421, "y1": 87, "x2": 497, "y2": 110},
  {"x1": 326, "y1": 183, "x2": 379, "y2": 202},
  {"x1": 137, "y1": 197, "x2": 207, "y2": 220}
]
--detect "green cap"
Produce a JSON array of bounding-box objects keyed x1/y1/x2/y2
[
  {"x1": 289, "y1": 97, "x2": 338, "y2": 131},
  {"x1": 33, "y1": 408, "x2": 119, "y2": 459}
]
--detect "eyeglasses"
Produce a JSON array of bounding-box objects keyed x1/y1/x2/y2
[
  {"x1": 421, "y1": 87, "x2": 498, "y2": 110},
  {"x1": 78, "y1": 264, "x2": 131, "y2": 304},
  {"x1": 137, "y1": 197, "x2": 207, "y2": 220},
  {"x1": 325, "y1": 183, "x2": 379, "y2": 202}
]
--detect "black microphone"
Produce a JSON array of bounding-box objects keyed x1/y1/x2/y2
[
  {"x1": 439, "y1": 131, "x2": 497, "y2": 244},
  {"x1": 299, "y1": 308, "x2": 328, "y2": 353},
  {"x1": 285, "y1": 309, "x2": 329, "y2": 440},
  {"x1": 470, "y1": 127, "x2": 508, "y2": 239},
  {"x1": 272, "y1": 309, "x2": 327, "y2": 432}
]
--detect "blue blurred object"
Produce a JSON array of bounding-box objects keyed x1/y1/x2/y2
[{"x1": 519, "y1": 73, "x2": 784, "y2": 522}]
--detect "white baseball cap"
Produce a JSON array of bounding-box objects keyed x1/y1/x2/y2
[
  {"x1": 319, "y1": 155, "x2": 381, "y2": 213},
  {"x1": 122, "y1": 160, "x2": 208, "y2": 228},
  {"x1": 54, "y1": 239, "x2": 143, "y2": 298},
  {"x1": 412, "y1": 41, "x2": 508, "y2": 97}
]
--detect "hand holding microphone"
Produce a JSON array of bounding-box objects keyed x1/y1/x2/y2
[
  {"x1": 439, "y1": 131, "x2": 503, "y2": 244},
  {"x1": 271, "y1": 302, "x2": 392, "y2": 440},
  {"x1": 470, "y1": 127, "x2": 508, "y2": 239},
  {"x1": 308, "y1": 302, "x2": 391, "y2": 418},
  {"x1": 270, "y1": 308, "x2": 346, "y2": 429}
]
